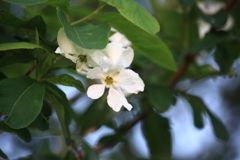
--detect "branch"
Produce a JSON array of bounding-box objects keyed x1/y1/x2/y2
[
  {"x1": 94, "y1": 111, "x2": 149, "y2": 152},
  {"x1": 167, "y1": 0, "x2": 238, "y2": 88},
  {"x1": 71, "y1": 139, "x2": 84, "y2": 160},
  {"x1": 224, "y1": 0, "x2": 238, "y2": 12},
  {"x1": 168, "y1": 54, "x2": 197, "y2": 88},
  {"x1": 71, "y1": 4, "x2": 106, "y2": 26},
  {"x1": 25, "y1": 63, "x2": 35, "y2": 76}
]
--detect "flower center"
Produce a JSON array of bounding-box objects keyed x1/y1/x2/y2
[
  {"x1": 104, "y1": 76, "x2": 114, "y2": 85},
  {"x1": 78, "y1": 54, "x2": 87, "y2": 63}
]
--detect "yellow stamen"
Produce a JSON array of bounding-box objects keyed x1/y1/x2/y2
[
  {"x1": 78, "y1": 54, "x2": 87, "y2": 63},
  {"x1": 104, "y1": 76, "x2": 113, "y2": 85}
]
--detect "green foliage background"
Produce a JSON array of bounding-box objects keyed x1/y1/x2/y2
[{"x1": 0, "y1": 0, "x2": 239, "y2": 159}]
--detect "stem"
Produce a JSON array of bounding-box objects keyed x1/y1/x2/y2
[
  {"x1": 71, "y1": 140, "x2": 84, "y2": 160},
  {"x1": 94, "y1": 111, "x2": 149, "y2": 152},
  {"x1": 25, "y1": 63, "x2": 36, "y2": 76},
  {"x1": 224, "y1": 0, "x2": 238, "y2": 12},
  {"x1": 71, "y1": 4, "x2": 106, "y2": 26},
  {"x1": 168, "y1": 54, "x2": 197, "y2": 88}
]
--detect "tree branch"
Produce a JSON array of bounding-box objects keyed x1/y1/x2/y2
[
  {"x1": 224, "y1": 0, "x2": 238, "y2": 12},
  {"x1": 94, "y1": 111, "x2": 149, "y2": 152},
  {"x1": 167, "y1": 0, "x2": 238, "y2": 88},
  {"x1": 25, "y1": 63, "x2": 35, "y2": 76},
  {"x1": 168, "y1": 54, "x2": 197, "y2": 88},
  {"x1": 71, "y1": 139, "x2": 84, "y2": 160}
]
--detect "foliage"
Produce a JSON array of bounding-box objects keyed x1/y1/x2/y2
[{"x1": 0, "y1": 0, "x2": 239, "y2": 159}]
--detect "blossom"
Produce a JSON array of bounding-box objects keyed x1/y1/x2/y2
[
  {"x1": 109, "y1": 28, "x2": 132, "y2": 47},
  {"x1": 90, "y1": 42, "x2": 134, "y2": 69},
  {"x1": 55, "y1": 28, "x2": 97, "y2": 74},
  {"x1": 86, "y1": 65, "x2": 144, "y2": 112},
  {"x1": 86, "y1": 43, "x2": 144, "y2": 112}
]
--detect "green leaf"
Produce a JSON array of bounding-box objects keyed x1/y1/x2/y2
[
  {"x1": 0, "y1": 72, "x2": 7, "y2": 80},
  {"x1": 186, "y1": 95, "x2": 206, "y2": 128},
  {"x1": 53, "y1": 56, "x2": 75, "y2": 69},
  {"x1": 46, "y1": 0, "x2": 69, "y2": 8},
  {"x1": 0, "y1": 42, "x2": 42, "y2": 51},
  {"x1": 148, "y1": 85, "x2": 176, "y2": 112},
  {"x1": 142, "y1": 111, "x2": 171, "y2": 159},
  {"x1": 0, "y1": 149, "x2": 8, "y2": 159},
  {"x1": 180, "y1": 0, "x2": 196, "y2": 6},
  {"x1": 40, "y1": 54, "x2": 55, "y2": 78},
  {"x1": 35, "y1": 28, "x2": 40, "y2": 45},
  {"x1": 30, "y1": 140, "x2": 64, "y2": 160},
  {"x1": 3, "y1": 0, "x2": 47, "y2": 5},
  {"x1": 4, "y1": 0, "x2": 69, "y2": 7},
  {"x1": 185, "y1": 94, "x2": 207, "y2": 112},
  {"x1": 57, "y1": 8, "x2": 111, "y2": 49},
  {"x1": 0, "y1": 121, "x2": 32, "y2": 142},
  {"x1": 46, "y1": 74, "x2": 85, "y2": 92},
  {"x1": 0, "y1": 51, "x2": 35, "y2": 68},
  {"x1": 198, "y1": 9, "x2": 228, "y2": 29},
  {"x1": 185, "y1": 94, "x2": 229, "y2": 140},
  {"x1": 0, "y1": 10, "x2": 46, "y2": 35},
  {"x1": 101, "y1": 0, "x2": 160, "y2": 35},
  {"x1": 214, "y1": 42, "x2": 240, "y2": 74},
  {"x1": 35, "y1": 101, "x2": 52, "y2": 131},
  {"x1": 97, "y1": 133, "x2": 124, "y2": 149},
  {"x1": 98, "y1": 13, "x2": 177, "y2": 71},
  {"x1": 77, "y1": 92, "x2": 116, "y2": 135},
  {"x1": 207, "y1": 110, "x2": 229, "y2": 141},
  {"x1": 43, "y1": 82, "x2": 72, "y2": 145},
  {"x1": 81, "y1": 139, "x2": 99, "y2": 160},
  {"x1": 64, "y1": 150, "x2": 77, "y2": 160},
  {"x1": 0, "y1": 76, "x2": 45, "y2": 129},
  {"x1": 194, "y1": 31, "x2": 230, "y2": 52}
]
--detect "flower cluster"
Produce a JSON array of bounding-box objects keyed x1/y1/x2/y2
[{"x1": 55, "y1": 28, "x2": 144, "y2": 112}]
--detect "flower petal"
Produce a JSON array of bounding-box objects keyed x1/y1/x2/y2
[
  {"x1": 115, "y1": 69, "x2": 136, "y2": 86},
  {"x1": 55, "y1": 47, "x2": 63, "y2": 54},
  {"x1": 119, "y1": 91, "x2": 132, "y2": 111},
  {"x1": 76, "y1": 60, "x2": 89, "y2": 74},
  {"x1": 105, "y1": 42, "x2": 123, "y2": 64},
  {"x1": 107, "y1": 87, "x2": 122, "y2": 112},
  {"x1": 57, "y1": 28, "x2": 76, "y2": 54},
  {"x1": 91, "y1": 51, "x2": 106, "y2": 64},
  {"x1": 76, "y1": 60, "x2": 84, "y2": 72},
  {"x1": 121, "y1": 75, "x2": 144, "y2": 94},
  {"x1": 65, "y1": 53, "x2": 78, "y2": 63},
  {"x1": 109, "y1": 32, "x2": 132, "y2": 47},
  {"x1": 119, "y1": 47, "x2": 134, "y2": 67},
  {"x1": 86, "y1": 67, "x2": 105, "y2": 79},
  {"x1": 91, "y1": 51, "x2": 113, "y2": 69},
  {"x1": 87, "y1": 84, "x2": 105, "y2": 99}
]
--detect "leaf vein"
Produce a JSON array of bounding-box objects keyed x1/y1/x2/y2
[
  {"x1": 8, "y1": 82, "x2": 37, "y2": 118},
  {"x1": 73, "y1": 27, "x2": 85, "y2": 48}
]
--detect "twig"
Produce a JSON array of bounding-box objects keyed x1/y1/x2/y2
[
  {"x1": 71, "y1": 139, "x2": 84, "y2": 160},
  {"x1": 224, "y1": 0, "x2": 238, "y2": 12},
  {"x1": 167, "y1": 0, "x2": 238, "y2": 88},
  {"x1": 168, "y1": 54, "x2": 197, "y2": 88},
  {"x1": 71, "y1": 4, "x2": 106, "y2": 26},
  {"x1": 25, "y1": 63, "x2": 35, "y2": 76},
  {"x1": 68, "y1": 92, "x2": 85, "y2": 104},
  {"x1": 94, "y1": 111, "x2": 149, "y2": 152}
]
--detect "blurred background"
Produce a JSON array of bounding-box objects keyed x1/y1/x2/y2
[{"x1": 1, "y1": 0, "x2": 240, "y2": 159}]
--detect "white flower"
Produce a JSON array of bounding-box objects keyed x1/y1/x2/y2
[
  {"x1": 109, "y1": 28, "x2": 132, "y2": 47},
  {"x1": 86, "y1": 65, "x2": 144, "y2": 112},
  {"x1": 86, "y1": 42, "x2": 144, "y2": 111},
  {"x1": 55, "y1": 28, "x2": 97, "y2": 74},
  {"x1": 90, "y1": 42, "x2": 134, "y2": 70}
]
